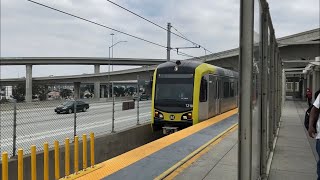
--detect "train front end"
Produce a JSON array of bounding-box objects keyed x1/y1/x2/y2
[{"x1": 151, "y1": 61, "x2": 198, "y2": 131}]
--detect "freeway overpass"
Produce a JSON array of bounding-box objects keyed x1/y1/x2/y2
[
  {"x1": 1, "y1": 28, "x2": 319, "y2": 101},
  {"x1": 0, "y1": 57, "x2": 168, "y2": 66}
]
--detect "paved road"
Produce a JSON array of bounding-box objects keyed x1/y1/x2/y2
[{"x1": 0, "y1": 100, "x2": 151, "y2": 156}]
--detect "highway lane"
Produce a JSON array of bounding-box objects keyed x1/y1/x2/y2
[
  {"x1": 1, "y1": 100, "x2": 152, "y2": 156},
  {"x1": 1, "y1": 101, "x2": 150, "y2": 125}
]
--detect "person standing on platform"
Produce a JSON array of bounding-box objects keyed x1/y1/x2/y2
[{"x1": 308, "y1": 93, "x2": 320, "y2": 180}]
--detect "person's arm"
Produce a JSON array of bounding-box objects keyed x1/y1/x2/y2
[
  {"x1": 309, "y1": 106, "x2": 320, "y2": 138},
  {"x1": 309, "y1": 94, "x2": 320, "y2": 138}
]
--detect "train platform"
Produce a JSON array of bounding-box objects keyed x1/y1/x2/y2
[
  {"x1": 174, "y1": 100, "x2": 317, "y2": 180},
  {"x1": 71, "y1": 109, "x2": 238, "y2": 180},
  {"x1": 268, "y1": 100, "x2": 317, "y2": 179},
  {"x1": 71, "y1": 100, "x2": 317, "y2": 180}
]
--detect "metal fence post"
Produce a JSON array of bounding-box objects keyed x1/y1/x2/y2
[
  {"x1": 12, "y1": 99, "x2": 17, "y2": 156},
  {"x1": 111, "y1": 82, "x2": 115, "y2": 133},
  {"x1": 238, "y1": 0, "x2": 254, "y2": 179},
  {"x1": 137, "y1": 75, "x2": 140, "y2": 125},
  {"x1": 260, "y1": 6, "x2": 269, "y2": 176},
  {"x1": 74, "y1": 100, "x2": 77, "y2": 138}
]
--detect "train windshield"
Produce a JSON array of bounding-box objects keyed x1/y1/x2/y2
[
  {"x1": 155, "y1": 83, "x2": 193, "y2": 102},
  {"x1": 155, "y1": 74, "x2": 194, "y2": 112}
]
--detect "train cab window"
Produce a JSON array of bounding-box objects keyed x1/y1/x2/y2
[
  {"x1": 223, "y1": 82, "x2": 230, "y2": 98},
  {"x1": 200, "y1": 78, "x2": 207, "y2": 102}
]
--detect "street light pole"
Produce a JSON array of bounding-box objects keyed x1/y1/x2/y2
[
  {"x1": 108, "y1": 46, "x2": 111, "y2": 98},
  {"x1": 111, "y1": 33, "x2": 114, "y2": 71},
  {"x1": 108, "y1": 33, "x2": 114, "y2": 98},
  {"x1": 107, "y1": 39, "x2": 127, "y2": 98}
]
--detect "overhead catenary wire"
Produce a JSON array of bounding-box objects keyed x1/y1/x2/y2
[
  {"x1": 27, "y1": 0, "x2": 167, "y2": 49},
  {"x1": 105, "y1": 0, "x2": 213, "y2": 54},
  {"x1": 171, "y1": 26, "x2": 197, "y2": 46},
  {"x1": 27, "y1": 0, "x2": 204, "y2": 60}
]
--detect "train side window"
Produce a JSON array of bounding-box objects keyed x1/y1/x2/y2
[
  {"x1": 223, "y1": 82, "x2": 230, "y2": 98},
  {"x1": 200, "y1": 78, "x2": 207, "y2": 102},
  {"x1": 230, "y1": 82, "x2": 235, "y2": 97}
]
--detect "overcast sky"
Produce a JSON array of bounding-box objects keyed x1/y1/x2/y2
[{"x1": 1, "y1": 0, "x2": 319, "y2": 79}]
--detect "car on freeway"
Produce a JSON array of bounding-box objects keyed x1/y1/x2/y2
[
  {"x1": 54, "y1": 100, "x2": 89, "y2": 114},
  {"x1": 133, "y1": 94, "x2": 150, "y2": 101}
]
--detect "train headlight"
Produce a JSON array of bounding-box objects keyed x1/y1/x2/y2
[
  {"x1": 159, "y1": 113, "x2": 164, "y2": 119},
  {"x1": 155, "y1": 111, "x2": 159, "y2": 117},
  {"x1": 187, "y1": 113, "x2": 192, "y2": 119},
  {"x1": 181, "y1": 112, "x2": 192, "y2": 120}
]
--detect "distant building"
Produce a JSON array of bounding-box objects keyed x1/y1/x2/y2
[
  {"x1": 48, "y1": 91, "x2": 60, "y2": 100},
  {"x1": 0, "y1": 86, "x2": 13, "y2": 100}
]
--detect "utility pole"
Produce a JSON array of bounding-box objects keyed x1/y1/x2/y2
[{"x1": 167, "y1": 22, "x2": 171, "y2": 61}]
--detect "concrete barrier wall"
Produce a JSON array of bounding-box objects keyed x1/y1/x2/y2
[{"x1": 0, "y1": 123, "x2": 163, "y2": 180}]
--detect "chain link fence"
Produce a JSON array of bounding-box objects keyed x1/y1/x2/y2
[{"x1": 0, "y1": 82, "x2": 152, "y2": 158}]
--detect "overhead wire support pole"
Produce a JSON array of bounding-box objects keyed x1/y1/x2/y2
[
  {"x1": 174, "y1": 46, "x2": 201, "y2": 49},
  {"x1": 238, "y1": 0, "x2": 253, "y2": 179},
  {"x1": 167, "y1": 23, "x2": 171, "y2": 61}
]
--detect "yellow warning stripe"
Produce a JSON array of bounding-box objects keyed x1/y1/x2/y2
[
  {"x1": 76, "y1": 108, "x2": 238, "y2": 180},
  {"x1": 60, "y1": 165, "x2": 102, "y2": 180}
]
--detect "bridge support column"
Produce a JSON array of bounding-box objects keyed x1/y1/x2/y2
[
  {"x1": 94, "y1": 65, "x2": 100, "y2": 99},
  {"x1": 25, "y1": 65, "x2": 32, "y2": 102},
  {"x1": 101, "y1": 85, "x2": 105, "y2": 98},
  {"x1": 302, "y1": 75, "x2": 306, "y2": 100},
  {"x1": 74, "y1": 82, "x2": 81, "y2": 99},
  {"x1": 292, "y1": 78, "x2": 296, "y2": 99},
  {"x1": 307, "y1": 73, "x2": 311, "y2": 89},
  {"x1": 44, "y1": 85, "x2": 49, "y2": 100}
]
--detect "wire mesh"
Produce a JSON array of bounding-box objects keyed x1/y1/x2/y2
[
  {"x1": 113, "y1": 99, "x2": 152, "y2": 132},
  {"x1": 0, "y1": 101, "x2": 15, "y2": 157},
  {"x1": 15, "y1": 99, "x2": 73, "y2": 155},
  {"x1": 0, "y1": 80, "x2": 152, "y2": 157}
]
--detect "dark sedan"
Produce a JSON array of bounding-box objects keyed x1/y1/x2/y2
[
  {"x1": 133, "y1": 94, "x2": 150, "y2": 101},
  {"x1": 54, "y1": 100, "x2": 89, "y2": 114}
]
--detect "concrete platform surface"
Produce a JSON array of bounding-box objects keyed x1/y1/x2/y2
[
  {"x1": 174, "y1": 100, "x2": 317, "y2": 180},
  {"x1": 269, "y1": 100, "x2": 317, "y2": 180}
]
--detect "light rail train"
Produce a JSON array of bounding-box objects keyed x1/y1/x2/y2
[{"x1": 151, "y1": 60, "x2": 238, "y2": 131}]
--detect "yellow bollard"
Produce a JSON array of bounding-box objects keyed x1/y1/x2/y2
[
  {"x1": 74, "y1": 136, "x2": 79, "y2": 173},
  {"x1": 54, "y1": 141, "x2": 60, "y2": 180},
  {"x1": 44, "y1": 142, "x2": 49, "y2": 180},
  {"x1": 65, "y1": 138, "x2": 70, "y2": 176},
  {"x1": 18, "y1": 149, "x2": 24, "y2": 180},
  {"x1": 82, "y1": 134, "x2": 87, "y2": 169},
  {"x1": 90, "y1": 132, "x2": 95, "y2": 167},
  {"x1": 2, "y1": 152, "x2": 8, "y2": 180},
  {"x1": 31, "y1": 145, "x2": 37, "y2": 180}
]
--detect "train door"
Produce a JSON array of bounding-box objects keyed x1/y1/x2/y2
[
  {"x1": 215, "y1": 77, "x2": 221, "y2": 115},
  {"x1": 208, "y1": 75, "x2": 215, "y2": 118},
  {"x1": 198, "y1": 75, "x2": 209, "y2": 121}
]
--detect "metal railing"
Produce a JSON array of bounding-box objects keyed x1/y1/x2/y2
[{"x1": 1, "y1": 132, "x2": 96, "y2": 180}]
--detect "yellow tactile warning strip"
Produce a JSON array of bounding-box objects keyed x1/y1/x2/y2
[
  {"x1": 162, "y1": 124, "x2": 238, "y2": 180},
  {"x1": 76, "y1": 108, "x2": 238, "y2": 180},
  {"x1": 60, "y1": 165, "x2": 102, "y2": 180}
]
